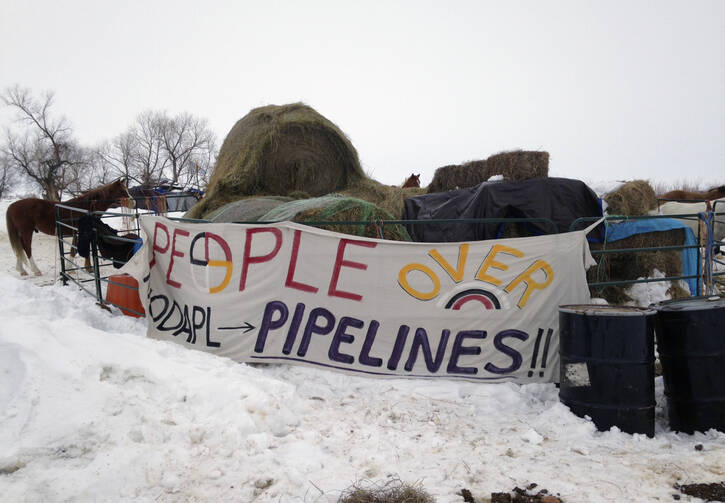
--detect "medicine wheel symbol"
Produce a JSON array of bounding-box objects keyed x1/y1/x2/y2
[{"x1": 444, "y1": 289, "x2": 501, "y2": 310}]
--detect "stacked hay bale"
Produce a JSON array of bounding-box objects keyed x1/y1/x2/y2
[
  {"x1": 428, "y1": 151, "x2": 549, "y2": 192},
  {"x1": 187, "y1": 103, "x2": 367, "y2": 219},
  {"x1": 590, "y1": 180, "x2": 689, "y2": 303}
]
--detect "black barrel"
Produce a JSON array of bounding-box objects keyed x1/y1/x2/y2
[
  {"x1": 559, "y1": 305, "x2": 656, "y2": 437},
  {"x1": 655, "y1": 296, "x2": 725, "y2": 434}
]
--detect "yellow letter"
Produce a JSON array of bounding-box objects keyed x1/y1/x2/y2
[
  {"x1": 208, "y1": 259, "x2": 233, "y2": 294},
  {"x1": 504, "y1": 259, "x2": 554, "y2": 308},
  {"x1": 398, "y1": 263, "x2": 441, "y2": 301},
  {"x1": 476, "y1": 244, "x2": 524, "y2": 286},
  {"x1": 429, "y1": 243, "x2": 469, "y2": 283}
]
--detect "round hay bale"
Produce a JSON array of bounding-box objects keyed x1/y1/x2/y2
[
  {"x1": 604, "y1": 180, "x2": 657, "y2": 216},
  {"x1": 261, "y1": 195, "x2": 411, "y2": 241},
  {"x1": 484, "y1": 150, "x2": 549, "y2": 181},
  {"x1": 187, "y1": 103, "x2": 365, "y2": 219},
  {"x1": 206, "y1": 196, "x2": 292, "y2": 223},
  {"x1": 428, "y1": 160, "x2": 488, "y2": 192}
]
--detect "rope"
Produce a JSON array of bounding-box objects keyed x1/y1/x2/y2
[{"x1": 700, "y1": 206, "x2": 715, "y2": 295}]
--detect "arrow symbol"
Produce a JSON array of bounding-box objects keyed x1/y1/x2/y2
[{"x1": 218, "y1": 321, "x2": 256, "y2": 334}]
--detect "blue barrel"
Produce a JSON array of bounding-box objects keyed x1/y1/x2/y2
[
  {"x1": 559, "y1": 305, "x2": 656, "y2": 437},
  {"x1": 655, "y1": 296, "x2": 725, "y2": 434}
]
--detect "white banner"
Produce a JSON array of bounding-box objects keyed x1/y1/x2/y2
[{"x1": 123, "y1": 216, "x2": 597, "y2": 383}]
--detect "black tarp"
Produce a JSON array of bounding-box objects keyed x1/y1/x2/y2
[
  {"x1": 77, "y1": 215, "x2": 141, "y2": 268},
  {"x1": 402, "y1": 177, "x2": 604, "y2": 242}
]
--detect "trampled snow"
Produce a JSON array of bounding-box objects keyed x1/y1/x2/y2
[{"x1": 1, "y1": 199, "x2": 724, "y2": 503}]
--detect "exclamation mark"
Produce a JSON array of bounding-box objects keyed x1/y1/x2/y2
[
  {"x1": 539, "y1": 328, "x2": 554, "y2": 377},
  {"x1": 528, "y1": 328, "x2": 544, "y2": 377}
]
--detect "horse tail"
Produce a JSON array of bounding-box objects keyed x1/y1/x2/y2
[{"x1": 6, "y1": 203, "x2": 28, "y2": 264}]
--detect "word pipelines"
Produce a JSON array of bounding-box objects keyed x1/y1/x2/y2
[
  {"x1": 253, "y1": 300, "x2": 553, "y2": 378},
  {"x1": 148, "y1": 292, "x2": 555, "y2": 378}
]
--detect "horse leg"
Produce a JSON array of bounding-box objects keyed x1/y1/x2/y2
[
  {"x1": 14, "y1": 250, "x2": 28, "y2": 276},
  {"x1": 20, "y1": 229, "x2": 42, "y2": 276},
  {"x1": 85, "y1": 256, "x2": 93, "y2": 273}
]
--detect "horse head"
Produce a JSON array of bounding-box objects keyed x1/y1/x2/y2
[{"x1": 402, "y1": 173, "x2": 421, "y2": 188}]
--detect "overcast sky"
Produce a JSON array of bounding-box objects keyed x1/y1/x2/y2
[{"x1": 1, "y1": 0, "x2": 723, "y2": 187}]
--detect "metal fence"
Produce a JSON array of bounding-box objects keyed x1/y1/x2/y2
[{"x1": 58, "y1": 206, "x2": 724, "y2": 317}]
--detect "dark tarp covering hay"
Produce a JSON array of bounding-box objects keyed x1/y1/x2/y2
[
  {"x1": 187, "y1": 103, "x2": 366, "y2": 219},
  {"x1": 603, "y1": 180, "x2": 657, "y2": 216},
  {"x1": 428, "y1": 150, "x2": 549, "y2": 192},
  {"x1": 403, "y1": 177, "x2": 603, "y2": 242}
]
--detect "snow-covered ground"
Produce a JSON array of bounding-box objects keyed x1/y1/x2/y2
[{"x1": 1, "y1": 198, "x2": 724, "y2": 503}]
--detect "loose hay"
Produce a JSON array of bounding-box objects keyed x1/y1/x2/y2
[
  {"x1": 187, "y1": 103, "x2": 365, "y2": 219},
  {"x1": 338, "y1": 478, "x2": 434, "y2": 503},
  {"x1": 603, "y1": 180, "x2": 657, "y2": 216},
  {"x1": 343, "y1": 177, "x2": 427, "y2": 220}
]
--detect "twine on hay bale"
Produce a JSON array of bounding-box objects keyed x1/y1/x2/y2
[
  {"x1": 187, "y1": 103, "x2": 365, "y2": 219},
  {"x1": 428, "y1": 151, "x2": 549, "y2": 192},
  {"x1": 603, "y1": 180, "x2": 657, "y2": 216}
]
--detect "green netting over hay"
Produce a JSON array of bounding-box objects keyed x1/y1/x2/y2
[
  {"x1": 206, "y1": 197, "x2": 292, "y2": 223},
  {"x1": 261, "y1": 195, "x2": 411, "y2": 241},
  {"x1": 187, "y1": 103, "x2": 366, "y2": 219}
]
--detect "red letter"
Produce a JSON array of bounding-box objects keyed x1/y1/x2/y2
[
  {"x1": 328, "y1": 238, "x2": 377, "y2": 301},
  {"x1": 285, "y1": 229, "x2": 319, "y2": 293},
  {"x1": 240, "y1": 228, "x2": 283, "y2": 291},
  {"x1": 149, "y1": 222, "x2": 169, "y2": 270},
  {"x1": 167, "y1": 228, "x2": 190, "y2": 288}
]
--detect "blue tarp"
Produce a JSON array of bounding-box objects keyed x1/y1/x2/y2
[{"x1": 605, "y1": 218, "x2": 698, "y2": 295}]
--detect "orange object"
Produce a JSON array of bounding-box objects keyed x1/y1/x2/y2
[{"x1": 106, "y1": 274, "x2": 145, "y2": 317}]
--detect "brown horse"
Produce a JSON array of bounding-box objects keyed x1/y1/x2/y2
[
  {"x1": 402, "y1": 173, "x2": 421, "y2": 188},
  {"x1": 6, "y1": 179, "x2": 133, "y2": 276},
  {"x1": 660, "y1": 185, "x2": 725, "y2": 202}
]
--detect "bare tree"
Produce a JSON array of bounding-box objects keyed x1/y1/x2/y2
[
  {"x1": 1, "y1": 85, "x2": 82, "y2": 200},
  {"x1": 0, "y1": 151, "x2": 17, "y2": 198},
  {"x1": 96, "y1": 132, "x2": 136, "y2": 184},
  {"x1": 159, "y1": 112, "x2": 217, "y2": 189}
]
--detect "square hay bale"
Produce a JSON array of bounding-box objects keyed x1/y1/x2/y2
[
  {"x1": 428, "y1": 160, "x2": 488, "y2": 192},
  {"x1": 484, "y1": 150, "x2": 549, "y2": 181}
]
